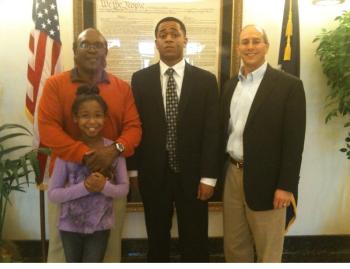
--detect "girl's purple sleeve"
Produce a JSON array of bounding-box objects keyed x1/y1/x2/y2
[
  {"x1": 101, "y1": 156, "x2": 129, "y2": 198},
  {"x1": 48, "y1": 158, "x2": 90, "y2": 203}
]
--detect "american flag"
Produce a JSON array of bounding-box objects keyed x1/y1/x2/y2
[{"x1": 26, "y1": 0, "x2": 62, "y2": 185}]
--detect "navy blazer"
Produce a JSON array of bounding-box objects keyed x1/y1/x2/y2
[{"x1": 219, "y1": 65, "x2": 306, "y2": 210}]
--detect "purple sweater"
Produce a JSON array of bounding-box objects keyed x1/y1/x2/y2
[{"x1": 48, "y1": 139, "x2": 129, "y2": 234}]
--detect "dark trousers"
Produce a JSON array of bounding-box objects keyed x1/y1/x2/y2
[
  {"x1": 141, "y1": 167, "x2": 209, "y2": 262},
  {"x1": 60, "y1": 230, "x2": 110, "y2": 262}
]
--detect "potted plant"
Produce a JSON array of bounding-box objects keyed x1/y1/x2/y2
[
  {"x1": 314, "y1": 11, "x2": 350, "y2": 158},
  {"x1": 0, "y1": 123, "x2": 48, "y2": 262}
]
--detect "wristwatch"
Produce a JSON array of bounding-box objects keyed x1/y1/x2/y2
[{"x1": 115, "y1": 142, "x2": 125, "y2": 153}]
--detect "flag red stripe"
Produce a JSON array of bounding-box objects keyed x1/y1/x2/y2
[
  {"x1": 27, "y1": 63, "x2": 37, "y2": 87},
  {"x1": 26, "y1": 33, "x2": 47, "y2": 117},
  {"x1": 32, "y1": 32, "x2": 47, "y2": 106},
  {"x1": 29, "y1": 33, "x2": 34, "y2": 54},
  {"x1": 26, "y1": 33, "x2": 36, "y2": 116},
  {"x1": 25, "y1": 95, "x2": 35, "y2": 115},
  {"x1": 51, "y1": 41, "x2": 61, "y2": 74}
]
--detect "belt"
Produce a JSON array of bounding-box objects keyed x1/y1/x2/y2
[{"x1": 230, "y1": 157, "x2": 244, "y2": 169}]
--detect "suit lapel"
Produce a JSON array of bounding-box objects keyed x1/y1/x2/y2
[
  {"x1": 178, "y1": 63, "x2": 193, "y2": 120},
  {"x1": 151, "y1": 63, "x2": 166, "y2": 123},
  {"x1": 245, "y1": 65, "x2": 276, "y2": 127}
]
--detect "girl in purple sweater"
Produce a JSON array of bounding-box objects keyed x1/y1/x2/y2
[{"x1": 48, "y1": 85, "x2": 129, "y2": 262}]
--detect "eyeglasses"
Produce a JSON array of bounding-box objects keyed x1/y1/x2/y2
[{"x1": 79, "y1": 42, "x2": 106, "y2": 50}]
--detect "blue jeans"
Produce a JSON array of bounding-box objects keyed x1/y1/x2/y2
[{"x1": 60, "y1": 230, "x2": 110, "y2": 262}]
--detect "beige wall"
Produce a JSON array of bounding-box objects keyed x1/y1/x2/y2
[{"x1": 1, "y1": 0, "x2": 350, "y2": 240}]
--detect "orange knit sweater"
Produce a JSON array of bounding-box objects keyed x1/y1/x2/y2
[{"x1": 38, "y1": 70, "x2": 141, "y2": 174}]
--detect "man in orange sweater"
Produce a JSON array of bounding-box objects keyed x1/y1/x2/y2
[{"x1": 38, "y1": 28, "x2": 141, "y2": 262}]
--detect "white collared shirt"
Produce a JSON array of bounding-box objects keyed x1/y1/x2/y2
[
  {"x1": 226, "y1": 62, "x2": 268, "y2": 161},
  {"x1": 129, "y1": 59, "x2": 216, "y2": 187},
  {"x1": 159, "y1": 59, "x2": 185, "y2": 109}
]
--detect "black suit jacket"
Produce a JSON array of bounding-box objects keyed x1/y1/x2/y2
[
  {"x1": 129, "y1": 62, "x2": 219, "y2": 199},
  {"x1": 219, "y1": 65, "x2": 306, "y2": 210}
]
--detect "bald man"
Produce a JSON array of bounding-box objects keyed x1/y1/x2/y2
[{"x1": 219, "y1": 25, "x2": 306, "y2": 262}]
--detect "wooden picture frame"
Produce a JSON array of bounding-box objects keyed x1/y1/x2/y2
[{"x1": 73, "y1": 0, "x2": 243, "y2": 211}]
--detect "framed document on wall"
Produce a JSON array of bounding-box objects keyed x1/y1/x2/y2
[
  {"x1": 73, "y1": 0, "x2": 243, "y2": 209},
  {"x1": 100, "y1": 0, "x2": 222, "y2": 84},
  {"x1": 73, "y1": 0, "x2": 242, "y2": 85}
]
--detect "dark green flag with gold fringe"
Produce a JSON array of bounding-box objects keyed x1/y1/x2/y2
[{"x1": 278, "y1": 0, "x2": 300, "y2": 78}]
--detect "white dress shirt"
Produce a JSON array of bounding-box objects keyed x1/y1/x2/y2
[
  {"x1": 130, "y1": 59, "x2": 216, "y2": 187},
  {"x1": 159, "y1": 59, "x2": 185, "y2": 105},
  {"x1": 226, "y1": 62, "x2": 268, "y2": 161}
]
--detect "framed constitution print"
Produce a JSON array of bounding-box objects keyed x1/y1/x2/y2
[
  {"x1": 73, "y1": 0, "x2": 243, "y2": 210},
  {"x1": 98, "y1": 0, "x2": 223, "y2": 84}
]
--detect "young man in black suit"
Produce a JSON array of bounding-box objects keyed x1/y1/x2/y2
[
  {"x1": 128, "y1": 17, "x2": 219, "y2": 262},
  {"x1": 219, "y1": 25, "x2": 306, "y2": 262}
]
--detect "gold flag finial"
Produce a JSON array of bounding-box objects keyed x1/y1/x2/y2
[{"x1": 284, "y1": 0, "x2": 293, "y2": 61}]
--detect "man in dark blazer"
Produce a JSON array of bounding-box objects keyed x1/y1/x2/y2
[
  {"x1": 219, "y1": 25, "x2": 306, "y2": 262},
  {"x1": 128, "y1": 17, "x2": 219, "y2": 262}
]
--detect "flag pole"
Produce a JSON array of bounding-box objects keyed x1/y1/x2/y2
[
  {"x1": 40, "y1": 189, "x2": 46, "y2": 262},
  {"x1": 37, "y1": 183, "x2": 47, "y2": 262}
]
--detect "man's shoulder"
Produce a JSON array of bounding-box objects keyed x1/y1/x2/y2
[
  {"x1": 131, "y1": 63, "x2": 159, "y2": 84},
  {"x1": 105, "y1": 72, "x2": 130, "y2": 88},
  {"x1": 266, "y1": 65, "x2": 301, "y2": 83},
  {"x1": 187, "y1": 64, "x2": 216, "y2": 79},
  {"x1": 134, "y1": 63, "x2": 159, "y2": 76},
  {"x1": 47, "y1": 70, "x2": 71, "y2": 82},
  {"x1": 42, "y1": 71, "x2": 73, "y2": 94}
]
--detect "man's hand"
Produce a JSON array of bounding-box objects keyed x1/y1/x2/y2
[
  {"x1": 84, "y1": 144, "x2": 118, "y2": 173},
  {"x1": 197, "y1": 182, "x2": 214, "y2": 201},
  {"x1": 273, "y1": 189, "x2": 293, "y2": 209},
  {"x1": 84, "y1": 172, "x2": 107, "y2": 192}
]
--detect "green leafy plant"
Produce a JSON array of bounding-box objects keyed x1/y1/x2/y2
[
  {"x1": 314, "y1": 11, "x2": 350, "y2": 158},
  {"x1": 0, "y1": 123, "x2": 49, "y2": 246}
]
